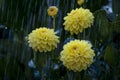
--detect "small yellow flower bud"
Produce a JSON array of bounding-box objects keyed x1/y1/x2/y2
[
  {"x1": 47, "y1": 6, "x2": 58, "y2": 17},
  {"x1": 77, "y1": 0, "x2": 84, "y2": 6}
]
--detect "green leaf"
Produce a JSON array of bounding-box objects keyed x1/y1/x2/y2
[
  {"x1": 104, "y1": 43, "x2": 119, "y2": 67},
  {"x1": 94, "y1": 10, "x2": 112, "y2": 39},
  {"x1": 115, "y1": 14, "x2": 120, "y2": 21},
  {"x1": 112, "y1": 20, "x2": 120, "y2": 33},
  {"x1": 90, "y1": 10, "x2": 112, "y2": 48}
]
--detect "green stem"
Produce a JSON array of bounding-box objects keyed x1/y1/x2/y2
[
  {"x1": 53, "y1": 17, "x2": 56, "y2": 30},
  {"x1": 67, "y1": 71, "x2": 73, "y2": 80},
  {"x1": 82, "y1": 3, "x2": 85, "y2": 8},
  {"x1": 82, "y1": 0, "x2": 85, "y2": 8},
  {"x1": 78, "y1": 33, "x2": 80, "y2": 39},
  {"x1": 46, "y1": 53, "x2": 51, "y2": 80},
  {"x1": 33, "y1": 52, "x2": 37, "y2": 68},
  {"x1": 51, "y1": 16, "x2": 56, "y2": 65},
  {"x1": 51, "y1": 50, "x2": 55, "y2": 60},
  {"x1": 83, "y1": 30, "x2": 85, "y2": 39},
  {"x1": 51, "y1": 50, "x2": 55, "y2": 71}
]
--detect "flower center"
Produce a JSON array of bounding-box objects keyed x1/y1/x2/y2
[
  {"x1": 41, "y1": 30, "x2": 46, "y2": 33},
  {"x1": 72, "y1": 46, "x2": 78, "y2": 50},
  {"x1": 78, "y1": 0, "x2": 80, "y2": 1},
  {"x1": 50, "y1": 8, "x2": 54, "y2": 12}
]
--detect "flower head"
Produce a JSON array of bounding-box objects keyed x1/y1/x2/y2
[
  {"x1": 27, "y1": 27, "x2": 59, "y2": 52},
  {"x1": 47, "y1": 6, "x2": 58, "y2": 17},
  {"x1": 63, "y1": 8, "x2": 94, "y2": 35},
  {"x1": 60, "y1": 40, "x2": 95, "y2": 72},
  {"x1": 77, "y1": 0, "x2": 84, "y2": 5}
]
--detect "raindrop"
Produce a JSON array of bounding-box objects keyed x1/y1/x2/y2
[
  {"x1": 28, "y1": 59, "x2": 36, "y2": 68},
  {"x1": 5, "y1": 27, "x2": 7, "y2": 29}
]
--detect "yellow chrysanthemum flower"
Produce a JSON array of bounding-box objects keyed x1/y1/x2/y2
[
  {"x1": 47, "y1": 6, "x2": 58, "y2": 17},
  {"x1": 60, "y1": 40, "x2": 95, "y2": 72},
  {"x1": 77, "y1": 0, "x2": 84, "y2": 5},
  {"x1": 63, "y1": 8, "x2": 94, "y2": 35},
  {"x1": 27, "y1": 27, "x2": 59, "y2": 52}
]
